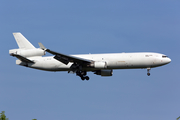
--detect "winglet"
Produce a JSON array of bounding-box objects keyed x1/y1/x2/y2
[{"x1": 38, "y1": 43, "x2": 46, "y2": 50}]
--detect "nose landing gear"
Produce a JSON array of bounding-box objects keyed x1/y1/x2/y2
[
  {"x1": 76, "y1": 71, "x2": 90, "y2": 80},
  {"x1": 147, "y1": 68, "x2": 151, "y2": 76}
]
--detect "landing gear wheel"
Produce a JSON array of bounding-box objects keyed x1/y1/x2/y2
[
  {"x1": 76, "y1": 71, "x2": 90, "y2": 80},
  {"x1": 85, "y1": 76, "x2": 89, "y2": 80},
  {"x1": 147, "y1": 67, "x2": 151, "y2": 76},
  {"x1": 81, "y1": 76, "x2": 85, "y2": 80}
]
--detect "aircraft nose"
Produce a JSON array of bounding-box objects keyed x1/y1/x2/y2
[
  {"x1": 164, "y1": 57, "x2": 171, "y2": 64},
  {"x1": 160, "y1": 56, "x2": 171, "y2": 65},
  {"x1": 167, "y1": 58, "x2": 171, "y2": 63}
]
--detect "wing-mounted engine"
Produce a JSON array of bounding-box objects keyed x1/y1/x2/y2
[
  {"x1": 90, "y1": 61, "x2": 107, "y2": 69},
  {"x1": 9, "y1": 48, "x2": 46, "y2": 57},
  {"x1": 94, "y1": 69, "x2": 113, "y2": 76}
]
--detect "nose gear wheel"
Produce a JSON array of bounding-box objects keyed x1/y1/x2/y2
[{"x1": 147, "y1": 68, "x2": 151, "y2": 76}]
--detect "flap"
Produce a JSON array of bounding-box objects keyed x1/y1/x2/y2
[{"x1": 38, "y1": 43, "x2": 92, "y2": 65}]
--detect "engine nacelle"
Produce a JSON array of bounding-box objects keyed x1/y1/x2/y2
[
  {"x1": 94, "y1": 70, "x2": 113, "y2": 76},
  {"x1": 94, "y1": 61, "x2": 107, "y2": 69},
  {"x1": 9, "y1": 48, "x2": 46, "y2": 57}
]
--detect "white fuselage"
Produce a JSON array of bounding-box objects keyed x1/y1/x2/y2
[
  {"x1": 16, "y1": 52, "x2": 171, "y2": 71},
  {"x1": 10, "y1": 33, "x2": 171, "y2": 79}
]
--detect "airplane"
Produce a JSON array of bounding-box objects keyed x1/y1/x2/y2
[{"x1": 9, "y1": 32, "x2": 171, "y2": 80}]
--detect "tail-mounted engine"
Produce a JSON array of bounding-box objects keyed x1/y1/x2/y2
[{"x1": 9, "y1": 48, "x2": 46, "y2": 57}]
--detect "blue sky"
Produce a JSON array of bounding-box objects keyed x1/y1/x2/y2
[{"x1": 0, "y1": 0, "x2": 180, "y2": 120}]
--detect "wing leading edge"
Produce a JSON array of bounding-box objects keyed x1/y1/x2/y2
[{"x1": 38, "y1": 43, "x2": 92, "y2": 65}]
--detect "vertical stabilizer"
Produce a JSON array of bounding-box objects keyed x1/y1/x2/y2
[{"x1": 13, "y1": 32, "x2": 35, "y2": 49}]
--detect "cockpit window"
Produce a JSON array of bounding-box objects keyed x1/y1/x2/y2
[{"x1": 162, "y1": 55, "x2": 168, "y2": 58}]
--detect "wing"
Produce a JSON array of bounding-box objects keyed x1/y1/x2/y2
[
  {"x1": 38, "y1": 43, "x2": 92, "y2": 65},
  {"x1": 10, "y1": 53, "x2": 34, "y2": 63}
]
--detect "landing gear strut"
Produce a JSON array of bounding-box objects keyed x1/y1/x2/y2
[
  {"x1": 76, "y1": 71, "x2": 90, "y2": 80},
  {"x1": 147, "y1": 68, "x2": 151, "y2": 76}
]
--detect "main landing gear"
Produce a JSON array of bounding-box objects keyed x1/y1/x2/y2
[
  {"x1": 147, "y1": 68, "x2": 151, "y2": 76},
  {"x1": 76, "y1": 71, "x2": 89, "y2": 80}
]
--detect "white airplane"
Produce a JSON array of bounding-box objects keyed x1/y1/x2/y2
[{"x1": 9, "y1": 33, "x2": 171, "y2": 80}]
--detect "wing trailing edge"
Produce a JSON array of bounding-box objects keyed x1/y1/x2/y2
[{"x1": 38, "y1": 43, "x2": 92, "y2": 65}]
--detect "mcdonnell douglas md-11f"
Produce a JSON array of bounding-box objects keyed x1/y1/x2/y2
[{"x1": 9, "y1": 33, "x2": 171, "y2": 80}]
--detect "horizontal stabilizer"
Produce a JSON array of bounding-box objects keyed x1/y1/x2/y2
[{"x1": 10, "y1": 53, "x2": 34, "y2": 63}]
